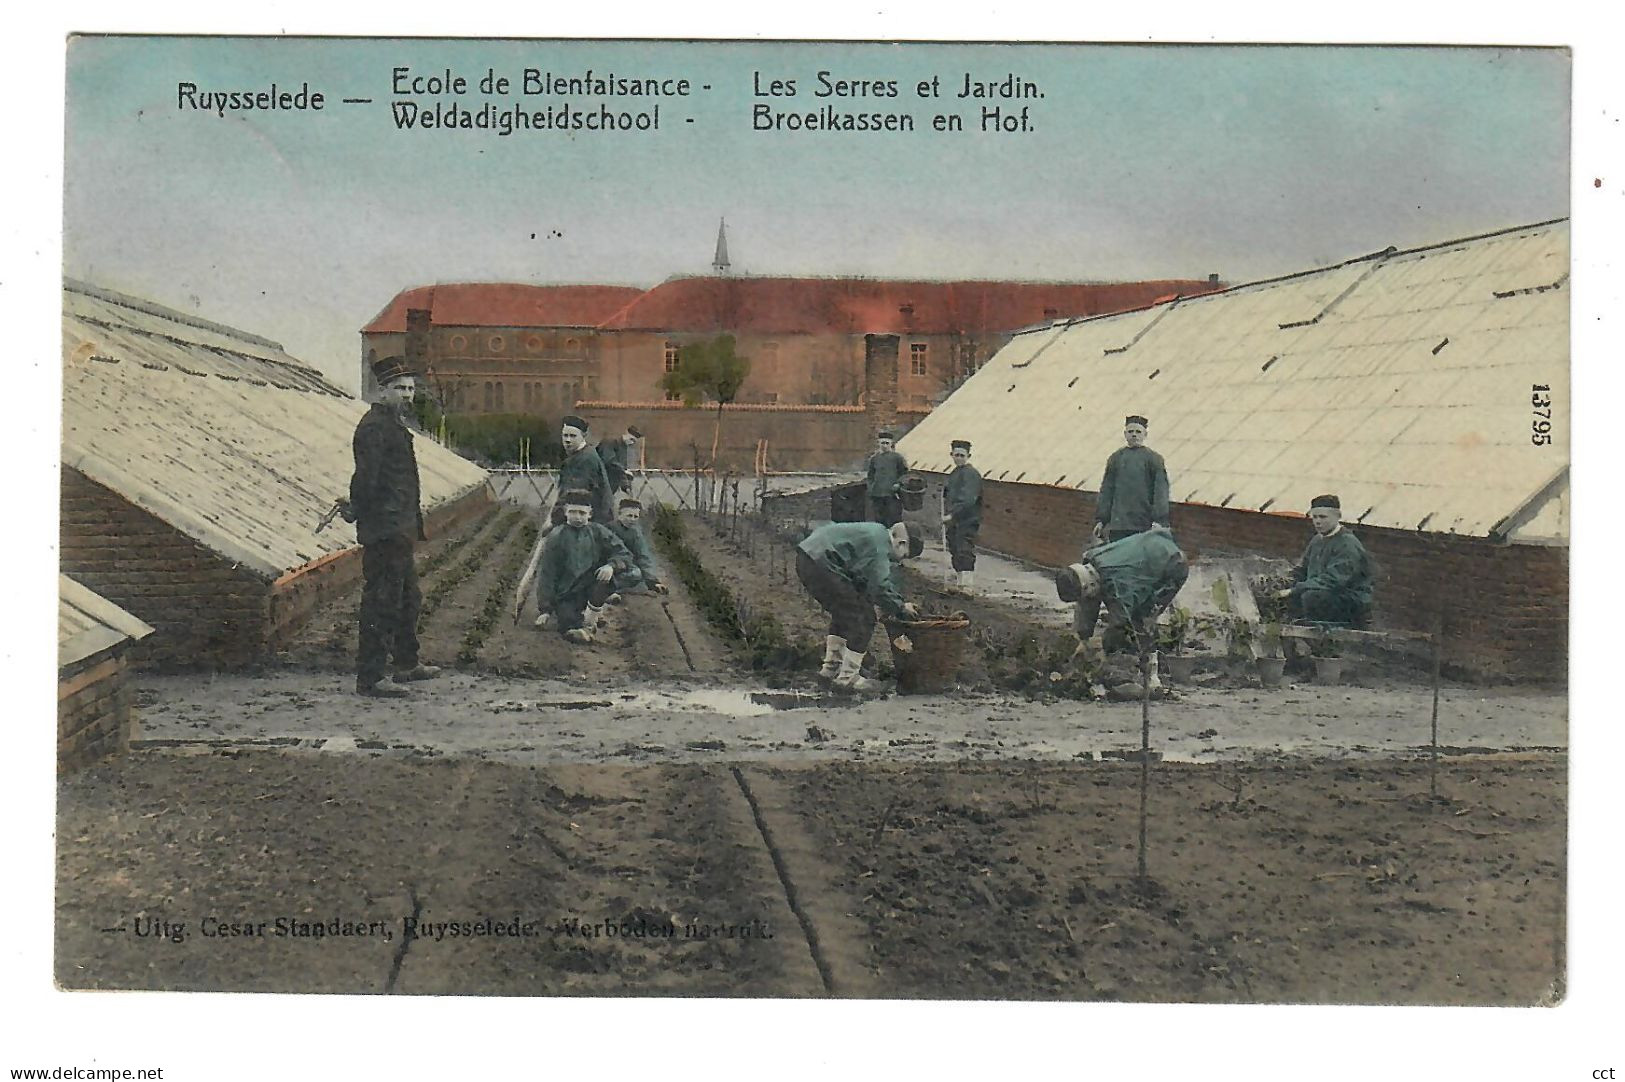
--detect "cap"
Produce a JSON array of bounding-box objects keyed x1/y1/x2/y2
[
  {"x1": 1125, "y1": 415, "x2": 1149, "y2": 428},
  {"x1": 561, "y1": 415, "x2": 589, "y2": 434},
  {"x1": 618, "y1": 497, "x2": 643, "y2": 511},
  {"x1": 560, "y1": 489, "x2": 594, "y2": 509},
  {"x1": 1310, "y1": 494, "x2": 1341, "y2": 510},
  {"x1": 950, "y1": 439, "x2": 972, "y2": 452},
  {"x1": 371, "y1": 355, "x2": 412, "y2": 386},
  {"x1": 878, "y1": 430, "x2": 896, "y2": 441},
  {"x1": 627, "y1": 425, "x2": 644, "y2": 439},
  {"x1": 1055, "y1": 563, "x2": 1089, "y2": 603}
]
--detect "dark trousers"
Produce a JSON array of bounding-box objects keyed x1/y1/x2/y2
[
  {"x1": 869, "y1": 494, "x2": 902, "y2": 527},
  {"x1": 796, "y1": 550, "x2": 877, "y2": 647},
  {"x1": 947, "y1": 520, "x2": 979, "y2": 572},
  {"x1": 1289, "y1": 589, "x2": 1370, "y2": 628},
  {"x1": 554, "y1": 578, "x2": 616, "y2": 633},
  {"x1": 358, "y1": 533, "x2": 421, "y2": 684}
]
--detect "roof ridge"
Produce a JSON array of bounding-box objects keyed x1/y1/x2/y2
[{"x1": 64, "y1": 278, "x2": 286, "y2": 352}]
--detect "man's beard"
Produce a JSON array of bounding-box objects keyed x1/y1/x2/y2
[{"x1": 389, "y1": 398, "x2": 419, "y2": 427}]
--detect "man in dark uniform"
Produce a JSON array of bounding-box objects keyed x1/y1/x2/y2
[
  {"x1": 535, "y1": 489, "x2": 636, "y2": 644},
  {"x1": 1274, "y1": 494, "x2": 1374, "y2": 626},
  {"x1": 865, "y1": 430, "x2": 909, "y2": 527},
  {"x1": 346, "y1": 355, "x2": 440, "y2": 697},
  {"x1": 605, "y1": 497, "x2": 668, "y2": 600},
  {"x1": 941, "y1": 439, "x2": 983, "y2": 589},
  {"x1": 597, "y1": 424, "x2": 643, "y2": 494},
  {"x1": 551, "y1": 415, "x2": 615, "y2": 528},
  {"x1": 1093, "y1": 414, "x2": 1171, "y2": 544},
  {"x1": 1057, "y1": 526, "x2": 1188, "y2": 671},
  {"x1": 796, "y1": 520, "x2": 923, "y2": 691}
]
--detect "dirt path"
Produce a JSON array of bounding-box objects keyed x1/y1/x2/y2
[
  {"x1": 57, "y1": 752, "x2": 817, "y2": 996},
  {"x1": 56, "y1": 748, "x2": 1564, "y2": 1002},
  {"x1": 283, "y1": 506, "x2": 739, "y2": 686}
]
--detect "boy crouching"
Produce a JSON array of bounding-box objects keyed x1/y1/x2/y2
[{"x1": 535, "y1": 488, "x2": 635, "y2": 644}]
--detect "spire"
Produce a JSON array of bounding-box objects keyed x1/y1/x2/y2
[{"x1": 712, "y1": 218, "x2": 730, "y2": 275}]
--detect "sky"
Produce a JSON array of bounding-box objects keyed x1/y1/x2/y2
[{"x1": 62, "y1": 38, "x2": 1570, "y2": 391}]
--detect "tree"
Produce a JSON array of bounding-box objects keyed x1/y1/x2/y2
[{"x1": 658, "y1": 334, "x2": 751, "y2": 468}]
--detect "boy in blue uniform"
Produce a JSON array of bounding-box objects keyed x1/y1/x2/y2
[
  {"x1": 1273, "y1": 494, "x2": 1374, "y2": 626},
  {"x1": 865, "y1": 431, "x2": 910, "y2": 527},
  {"x1": 605, "y1": 498, "x2": 668, "y2": 600},
  {"x1": 535, "y1": 489, "x2": 635, "y2": 644},
  {"x1": 1093, "y1": 415, "x2": 1171, "y2": 544},
  {"x1": 1057, "y1": 526, "x2": 1188, "y2": 692},
  {"x1": 796, "y1": 520, "x2": 923, "y2": 691},
  {"x1": 941, "y1": 439, "x2": 983, "y2": 588}
]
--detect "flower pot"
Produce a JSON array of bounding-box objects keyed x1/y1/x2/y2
[
  {"x1": 1255, "y1": 655, "x2": 1287, "y2": 688},
  {"x1": 1312, "y1": 656, "x2": 1345, "y2": 684},
  {"x1": 1160, "y1": 652, "x2": 1199, "y2": 683}
]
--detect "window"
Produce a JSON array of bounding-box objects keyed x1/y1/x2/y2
[
  {"x1": 763, "y1": 392, "x2": 779, "y2": 404},
  {"x1": 664, "y1": 342, "x2": 681, "y2": 373},
  {"x1": 450, "y1": 334, "x2": 468, "y2": 353},
  {"x1": 665, "y1": 389, "x2": 682, "y2": 402},
  {"x1": 494, "y1": 382, "x2": 505, "y2": 410},
  {"x1": 489, "y1": 335, "x2": 506, "y2": 353},
  {"x1": 483, "y1": 381, "x2": 493, "y2": 412},
  {"x1": 526, "y1": 335, "x2": 543, "y2": 352},
  {"x1": 910, "y1": 342, "x2": 929, "y2": 376},
  {"x1": 565, "y1": 337, "x2": 581, "y2": 353}
]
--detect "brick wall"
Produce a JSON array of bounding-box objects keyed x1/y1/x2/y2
[
  {"x1": 64, "y1": 470, "x2": 495, "y2": 671},
  {"x1": 575, "y1": 404, "x2": 900, "y2": 472},
  {"x1": 61, "y1": 469, "x2": 273, "y2": 670},
  {"x1": 58, "y1": 645, "x2": 137, "y2": 771},
  {"x1": 266, "y1": 481, "x2": 491, "y2": 646},
  {"x1": 925, "y1": 473, "x2": 1568, "y2": 682}
]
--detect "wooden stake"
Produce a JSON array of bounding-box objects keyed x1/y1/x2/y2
[{"x1": 1138, "y1": 649, "x2": 1152, "y2": 889}]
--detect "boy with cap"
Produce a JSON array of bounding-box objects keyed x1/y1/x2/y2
[
  {"x1": 551, "y1": 415, "x2": 615, "y2": 528},
  {"x1": 346, "y1": 355, "x2": 440, "y2": 697},
  {"x1": 597, "y1": 425, "x2": 644, "y2": 494},
  {"x1": 605, "y1": 497, "x2": 668, "y2": 600},
  {"x1": 1093, "y1": 415, "x2": 1171, "y2": 544},
  {"x1": 865, "y1": 430, "x2": 910, "y2": 527},
  {"x1": 796, "y1": 520, "x2": 924, "y2": 691},
  {"x1": 941, "y1": 439, "x2": 983, "y2": 588},
  {"x1": 534, "y1": 489, "x2": 637, "y2": 644},
  {"x1": 1056, "y1": 525, "x2": 1189, "y2": 665},
  {"x1": 1273, "y1": 494, "x2": 1374, "y2": 626}
]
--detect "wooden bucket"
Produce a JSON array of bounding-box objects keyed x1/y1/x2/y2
[
  {"x1": 887, "y1": 612, "x2": 971, "y2": 694},
  {"x1": 899, "y1": 476, "x2": 928, "y2": 512}
]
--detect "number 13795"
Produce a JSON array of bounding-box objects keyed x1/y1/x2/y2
[{"x1": 1531, "y1": 384, "x2": 1553, "y2": 446}]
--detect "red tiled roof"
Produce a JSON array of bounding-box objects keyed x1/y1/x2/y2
[
  {"x1": 362, "y1": 283, "x2": 649, "y2": 334},
  {"x1": 595, "y1": 277, "x2": 1225, "y2": 335}
]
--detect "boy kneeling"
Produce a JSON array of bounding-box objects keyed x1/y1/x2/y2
[
  {"x1": 605, "y1": 498, "x2": 668, "y2": 601},
  {"x1": 796, "y1": 520, "x2": 924, "y2": 691},
  {"x1": 535, "y1": 489, "x2": 635, "y2": 644}
]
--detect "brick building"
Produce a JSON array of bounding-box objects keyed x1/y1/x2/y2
[
  {"x1": 359, "y1": 283, "x2": 646, "y2": 407},
  {"x1": 58, "y1": 575, "x2": 153, "y2": 771},
  {"x1": 62, "y1": 280, "x2": 492, "y2": 670},
  {"x1": 900, "y1": 220, "x2": 1569, "y2": 680},
  {"x1": 360, "y1": 274, "x2": 1221, "y2": 469}
]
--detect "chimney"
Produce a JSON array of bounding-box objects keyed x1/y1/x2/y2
[
  {"x1": 405, "y1": 307, "x2": 432, "y2": 374},
  {"x1": 1207, "y1": 273, "x2": 1220, "y2": 285},
  {"x1": 863, "y1": 333, "x2": 900, "y2": 440}
]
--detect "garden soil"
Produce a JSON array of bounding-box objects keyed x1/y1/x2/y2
[{"x1": 58, "y1": 510, "x2": 1568, "y2": 1003}]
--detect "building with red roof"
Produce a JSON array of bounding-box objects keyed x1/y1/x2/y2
[{"x1": 359, "y1": 272, "x2": 1222, "y2": 468}]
